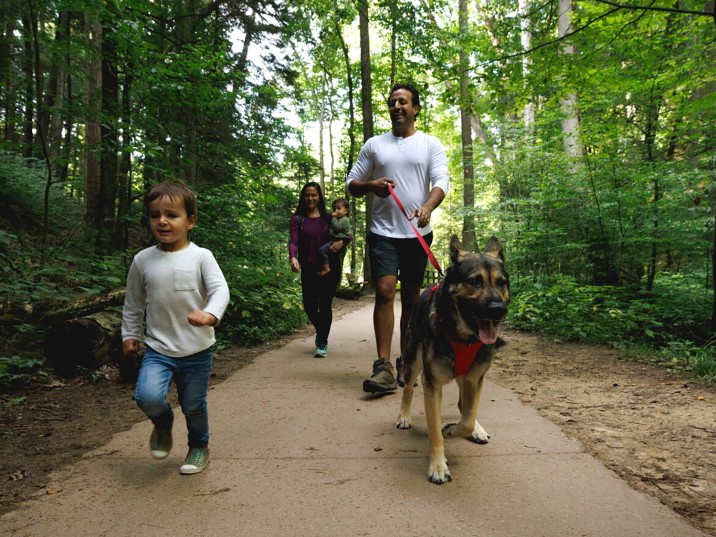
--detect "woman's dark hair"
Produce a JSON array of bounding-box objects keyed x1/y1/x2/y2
[{"x1": 295, "y1": 181, "x2": 328, "y2": 219}]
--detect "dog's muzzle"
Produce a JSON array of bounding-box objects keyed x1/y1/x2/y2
[{"x1": 483, "y1": 301, "x2": 507, "y2": 321}]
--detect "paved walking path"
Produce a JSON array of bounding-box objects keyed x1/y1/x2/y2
[{"x1": 2, "y1": 302, "x2": 710, "y2": 537}]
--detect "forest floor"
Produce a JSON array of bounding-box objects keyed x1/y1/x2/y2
[{"x1": 1, "y1": 296, "x2": 715, "y2": 535}]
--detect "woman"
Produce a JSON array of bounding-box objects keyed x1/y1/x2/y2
[{"x1": 289, "y1": 182, "x2": 347, "y2": 358}]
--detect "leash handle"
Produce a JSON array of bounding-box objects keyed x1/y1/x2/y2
[{"x1": 387, "y1": 183, "x2": 443, "y2": 276}]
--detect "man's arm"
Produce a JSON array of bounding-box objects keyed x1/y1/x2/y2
[
  {"x1": 410, "y1": 136, "x2": 450, "y2": 228},
  {"x1": 346, "y1": 177, "x2": 395, "y2": 199},
  {"x1": 410, "y1": 186, "x2": 446, "y2": 228},
  {"x1": 345, "y1": 138, "x2": 396, "y2": 198}
]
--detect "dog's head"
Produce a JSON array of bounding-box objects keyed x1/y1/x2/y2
[{"x1": 441, "y1": 235, "x2": 510, "y2": 344}]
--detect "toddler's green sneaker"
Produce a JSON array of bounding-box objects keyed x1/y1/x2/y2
[
  {"x1": 179, "y1": 446, "x2": 210, "y2": 475},
  {"x1": 149, "y1": 426, "x2": 172, "y2": 459}
]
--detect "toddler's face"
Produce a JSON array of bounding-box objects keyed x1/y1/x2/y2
[
  {"x1": 147, "y1": 196, "x2": 195, "y2": 252},
  {"x1": 333, "y1": 204, "x2": 348, "y2": 218}
]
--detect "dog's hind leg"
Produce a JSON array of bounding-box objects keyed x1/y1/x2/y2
[
  {"x1": 396, "y1": 352, "x2": 422, "y2": 430},
  {"x1": 424, "y1": 381, "x2": 451, "y2": 484}
]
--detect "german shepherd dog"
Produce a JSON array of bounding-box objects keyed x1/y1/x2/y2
[{"x1": 396, "y1": 235, "x2": 510, "y2": 484}]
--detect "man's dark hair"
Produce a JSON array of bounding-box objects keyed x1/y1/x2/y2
[{"x1": 388, "y1": 84, "x2": 421, "y2": 112}]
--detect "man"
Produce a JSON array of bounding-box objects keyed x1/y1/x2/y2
[{"x1": 346, "y1": 83, "x2": 450, "y2": 394}]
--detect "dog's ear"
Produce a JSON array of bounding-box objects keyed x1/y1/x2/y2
[
  {"x1": 449, "y1": 234, "x2": 466, "y2": 265},
  {"x1": 484, "y1": 236, "x2": 504, "y2": 263}
]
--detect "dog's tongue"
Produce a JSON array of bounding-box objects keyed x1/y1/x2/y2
[{"x1": 478, "y1": 320, "x2": 498, "y2": 345}]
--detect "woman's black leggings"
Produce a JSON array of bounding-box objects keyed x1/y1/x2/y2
[{"x1": 300, "y1": 258, "x2": 341, "y2": 345}]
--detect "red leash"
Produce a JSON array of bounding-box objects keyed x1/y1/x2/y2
[{"x1": 387, "y1": 183, "x2": 443, "y2": 277}]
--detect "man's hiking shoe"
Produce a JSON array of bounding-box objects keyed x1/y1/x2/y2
[
  {"x1": 179, "y1": 446, "x2": 210, "y2": 475},
  {"x1": 363, "y1": 357, "x2": 398, "y2": 394},
  {"x1": 396, "y1": 356, "x2": 418, "y2": 388},
  {"x1": 314, "y1": 344, "x2": 328, "y2": 358},
  {"x1": 149, "y1": 426, "x2": 172, "y2": 459}
]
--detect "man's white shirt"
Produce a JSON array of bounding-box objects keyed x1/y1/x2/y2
[{"x1": 346, "y1": 131, "x2": 450, "y2": 239}]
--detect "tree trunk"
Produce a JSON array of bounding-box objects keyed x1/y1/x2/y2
[
  {"x1": 336, "y1": 17, "x2": 359, "y2": 284},
  {"x1": 84, "y1": 10, "x2": 102, "y2": 228},
  {"x1": 21, "y1": 12, "x2": 34, "y2": 158},
  {"x1": 47, "y1": 11, "x2": 70, "y2": 176},
  {"x1": 96, "y1": 10, "x2": 119, "y2": 255},
  {"x1": 459, "y1": 0, "x2": 476, "y2": 250},
  {"x1": 389, "y1": 0, "x2": 397, "y2": 86},
  {"x1": 358, "y1": 0, "x2": 375, "y2": 286},
  {"x1": 318, "y1": 85, "x2": 326, "y2": 192},
  {"x1": 558, "y1": 0, "x2": 582, "y2": 163},
  {"x1": 114, "y1": 68, "x2": 133, "y2": 251},
  {"x1": 1, "y1": 17, "x2": 19, "y2": 143},
  {"x1": 519, "y1": 0, "x2": 535, "y2": 131},
  {"x1": 712, "y1": 207, "x2": 716, "y2": 330}
]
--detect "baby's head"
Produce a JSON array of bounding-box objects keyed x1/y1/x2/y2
[{"x1": 332, "y1": 198, "x2": 349, "y2": 218}]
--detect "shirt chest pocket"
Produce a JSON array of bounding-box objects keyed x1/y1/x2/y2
[{"x1": 173, "y1": 268, "x2": 197, "y2": 291}]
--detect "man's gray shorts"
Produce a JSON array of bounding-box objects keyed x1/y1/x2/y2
[{"x1": 367, "y1": 231, "x2": 433, "y2": 286}]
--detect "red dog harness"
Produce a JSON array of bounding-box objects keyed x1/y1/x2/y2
[{"x1": 428, "y1": 284, "x2": 483, "y2": 376}]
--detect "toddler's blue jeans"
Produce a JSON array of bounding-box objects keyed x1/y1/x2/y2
[{"x1": 135, "y1": 346, "x2": 213, "y2": 448}]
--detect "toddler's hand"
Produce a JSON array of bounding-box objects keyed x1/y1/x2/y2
[
  {"x1": 123, "y1": 339, "x2": 140, "y2": 357},
  {"x1": 188, "y1": 310, "x2": 218, "y2": 327}
]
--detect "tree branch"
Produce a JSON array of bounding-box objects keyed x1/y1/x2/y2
[{"x1": 592, "y1": 0, "x2": 714, "y2": 18}]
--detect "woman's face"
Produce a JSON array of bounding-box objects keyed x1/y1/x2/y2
[{"x1": 303, "y1": 186, "x2": 320, "y2": 210}]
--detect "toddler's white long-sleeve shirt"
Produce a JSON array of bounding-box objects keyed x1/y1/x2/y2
[{"x1": 122, "y1": 243, "x2": 230, "y2": 358}]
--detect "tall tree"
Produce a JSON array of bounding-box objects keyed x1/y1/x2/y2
[
  {"x1": 459, "y1": 0, "x2": 476, "y2": 249},
  {"x1": 84, "y1": 8, "x2": 102, "y2": 228},
  {"x1": 358, "y1": 0, "x2": 375, "y2": 284},
  {"x1": 95, "y1": 2, "x2": 119, "y2": 254},
  {"x1": 558, "y1": 0, "x2": 582, "y2": 162}
]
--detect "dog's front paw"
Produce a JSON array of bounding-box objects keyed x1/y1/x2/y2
[
  {"x1": 396, "y1": 416, "x2": 412, "y2": 429},
  {"x1": 467, "y1": 422, "x2": 490, "y2": 444},
  {"x1": 428, "y1": 457, "x2": 451, "y2": 484}
]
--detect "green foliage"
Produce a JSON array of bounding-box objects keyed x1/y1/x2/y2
[
  {"x1": 508, "y1": 274, "x2": 715, "y2": 380},
  {"x1": 189, "y1": 182, "x2": 307, "y2": 346},
  {"x1": 222, "y1": 267, "x2": 305, "y2": 346},
  {"x1": 0, "y1": 355, "x2": 50, "y2": 391}
]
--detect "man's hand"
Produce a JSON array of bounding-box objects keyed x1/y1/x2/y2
[
  {"x1": 122, "y1": 339, "x2": 140, "y2": 357},
  {"x1": 370, "y1": 177, "x2": 395, "y2": 198},
  {"x1": 329, "y1": 240, "x2": 344, "y2": 253},
  {"x1": 188, "y1": 310, "x2": 218, "y2": 327},
  {"x1": 409, "y1": 206, "x2": 432, "y2": 228}
]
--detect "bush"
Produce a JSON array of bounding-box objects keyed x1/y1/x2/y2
[{"x1": 508, "y1": 274, "x2": 715, "y2": 381}]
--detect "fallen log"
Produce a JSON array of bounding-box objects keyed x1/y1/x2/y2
[
  {"x1": 1, "y1": 288, "x2": 126, "y2": 326},
  {"x1": 44, "y1": 311, "x2": 123, "y2": 377},
  {"x1": 40, "y1": 288, "x2": 126, "y2": 324}
]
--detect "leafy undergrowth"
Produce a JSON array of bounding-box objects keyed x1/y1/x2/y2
[{"x1": 508, "y1": 275, "x2": 716, "y2": 382}]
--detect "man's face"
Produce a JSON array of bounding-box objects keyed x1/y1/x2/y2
[{"x1": 388, "y1": 88, "x2": 420, "y2": 129}]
